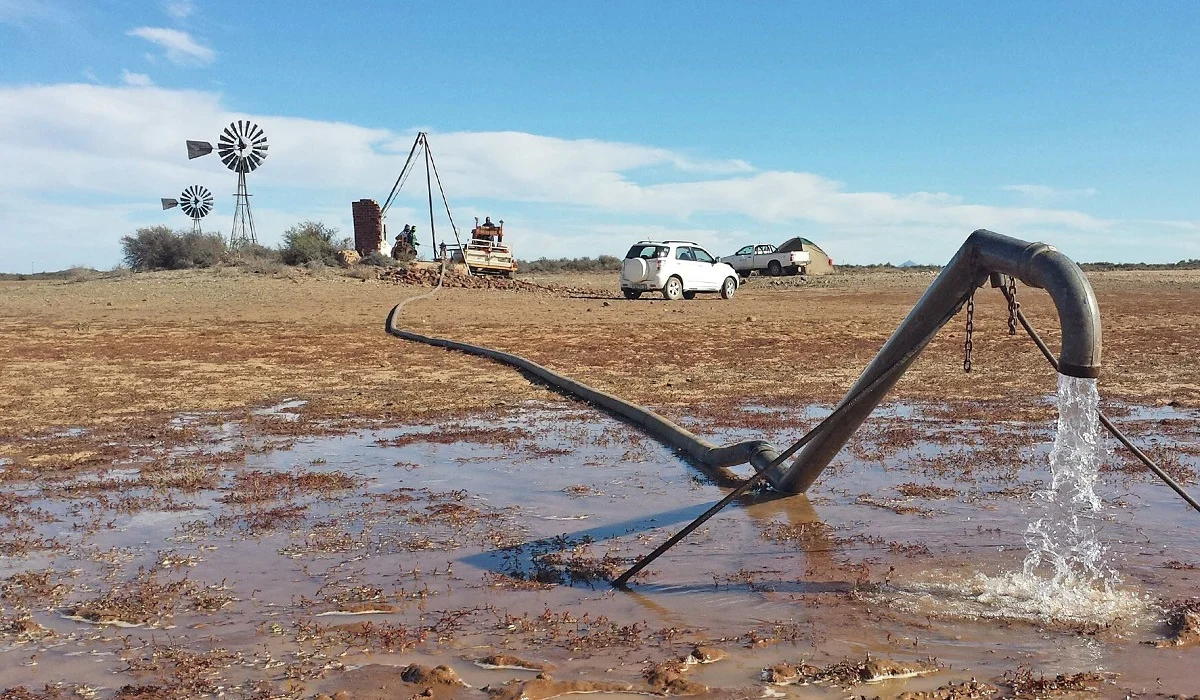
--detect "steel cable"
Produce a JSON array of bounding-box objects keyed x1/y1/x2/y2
[{"x1": 381, "y1": 136, "x2": 426, "y2": 216}]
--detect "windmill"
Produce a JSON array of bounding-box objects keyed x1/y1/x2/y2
[
  {"x1": 161, "y1": 184, "x2": 214, "y2": 234},
  {"x1": 186, "y1": 120, "x2": 268, "y2": 248}
]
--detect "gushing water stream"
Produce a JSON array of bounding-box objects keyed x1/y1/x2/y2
[
  {"x1": 880, "y1": 376, "x2": 1149, "y2": 626},
  {"x1": 1022, "y1": 375, "x2": 1119, "y2": 593}
]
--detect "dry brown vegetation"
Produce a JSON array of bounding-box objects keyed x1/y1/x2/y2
[{"x1": 3, "y1": 267, "x2": 1199, "y2": 450}]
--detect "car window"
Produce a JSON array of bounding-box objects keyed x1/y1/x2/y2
[
  {"x1": 625, "y1": 245, "x2": 667, "y2": 259},
  {"x1": 735, "y1": 245, "x2": 753, "y2": 256},
  {"x1": 692, "y1": 247, "x2": 715, "y2": 263},
  {"x1": 756, "y1": 245, "x2": 774, "y2": 254},
  {"x1": 675, "y1": 247, "x2": 695, "y2": 261}
]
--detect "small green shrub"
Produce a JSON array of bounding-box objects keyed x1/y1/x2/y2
[
  {"x1": 120, "y1": 226, "x2": 227, "y2": 271},
  {"x1": 279, "y1": 221, "x2": 348, "y2": 266}
]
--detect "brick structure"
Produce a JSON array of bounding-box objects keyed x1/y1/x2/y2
[{"x1": 351, "y1": 199, "x2": 386, "y2": 256}]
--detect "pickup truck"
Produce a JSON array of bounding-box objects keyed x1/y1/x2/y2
[{"x1": 720, "y1": 243, "x2": 810, "y2": 277}]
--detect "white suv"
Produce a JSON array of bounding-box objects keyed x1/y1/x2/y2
[{"x1": 620, "y1": 241, "x2": 740, "y2": 300}]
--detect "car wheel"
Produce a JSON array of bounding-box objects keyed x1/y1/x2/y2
[
  {"x1": 682, "y1": 291, "x2": 697, "y2": 300},
  {"x1": 768, "y1": 260, "x2": 782, "y2": 277},
  {"x1": 663, "y1": 276, "x2": 684, "y2": 301},
  {"x1": 720, "y1": 276, "x2": 737, "y2": 299},
  {"x1": 622, "y1": 289, "x2": 642, "y2": 300},
  {"x1": 786, "y1": 265, "x2": 799, "y2": 276}
]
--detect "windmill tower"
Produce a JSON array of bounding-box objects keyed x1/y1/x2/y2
[
  {"x1": 186, "y1": 121, "x2": 268, "y2": 249},
  {"x1": 161, "y1": 184, "x2": 214, "y2": 234}
]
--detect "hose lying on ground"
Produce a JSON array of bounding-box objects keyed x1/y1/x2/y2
[{"x1": 385, "y1": 306, "x2": 779, "y2": 481}]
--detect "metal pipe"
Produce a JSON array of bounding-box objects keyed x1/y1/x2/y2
[{"x1": 764, "y1": 229, "x2": 1103, "y2": 494}]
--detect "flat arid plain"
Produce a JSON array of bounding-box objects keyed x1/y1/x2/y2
[{"x1": 1, "y1": 266, "x2": 1199, "y2": 699}]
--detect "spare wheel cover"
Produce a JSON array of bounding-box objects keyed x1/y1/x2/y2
[{"x1": 624, "y1": 257, "x2": 648, "y2": 281}]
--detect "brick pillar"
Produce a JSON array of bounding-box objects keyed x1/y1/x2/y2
[{"x1": 351, "y1": 199, "x2": 385, "y2": 255}]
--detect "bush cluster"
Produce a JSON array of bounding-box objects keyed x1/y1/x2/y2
[
  {"x1": 1081, "y1": 260, "x2": 1200, "y2": 271},
  {"x1": 278, "y1": 221, "x2": 350, "y2": 266},
  {"x1": 120, "y1": 226, "x2": 227, "y2": 271},
  {"x1": 517, "y1": 256, "x2": 622, "y2": 273}
]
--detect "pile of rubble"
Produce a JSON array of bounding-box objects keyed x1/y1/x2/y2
[{"x1": 377, "y1": 265, "x2": 620, "y2": 298}]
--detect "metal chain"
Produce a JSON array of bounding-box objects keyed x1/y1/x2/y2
[
  {"x1": 1006, "y1": 275, "x2": 1019, "y2": 335},
  {"x1": 963, "y1": 293, "x2": 975, "y2": 372}
]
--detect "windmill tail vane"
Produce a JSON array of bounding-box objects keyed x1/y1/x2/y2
[{"x1": 186, "y1": 140, "x2": 213, "y2": 160}]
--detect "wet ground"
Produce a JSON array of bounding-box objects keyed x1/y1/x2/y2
[{"x1": 2, "y1": 395, "x2": 1198, "y2": 698}]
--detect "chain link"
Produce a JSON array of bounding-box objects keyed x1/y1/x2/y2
[
  {"x1": 1006, "y1": 275, "x2": 1020, "y2": 335},
  {"x1": 963, "y1": 293, "x2": 975, "y2": 372}
]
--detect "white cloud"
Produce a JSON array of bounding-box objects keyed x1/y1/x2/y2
[
  {"x1": 1002, "y1": 184, "x2": 1098, "y2": 201},
  {"x1": 127, "y1": 27, "x2": 214, "y2": 65},
  {"x1": 164, "y1": 0, "x2": 195, "y2": 20},
  {"x1": 0, "y1": 82, "x2": 1195, "y2": 272},
  {"x1": 121, "y1": 70, "x2": 154, "y2": 87}
]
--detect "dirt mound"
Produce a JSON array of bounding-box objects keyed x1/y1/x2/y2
[
  {"x1": 378, "y1": 265, "x2": 620, "y2": 297},
  {"x1": 399, "y1": 663, "x2": 465, "y2": 686},
  {"x1": 1155, "y1": 599, "x2": 1200, "y2": 647}
]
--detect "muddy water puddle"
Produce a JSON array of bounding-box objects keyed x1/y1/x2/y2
[{"x1": 1, "y1": 399, "x2": 1198, "y2": 697}]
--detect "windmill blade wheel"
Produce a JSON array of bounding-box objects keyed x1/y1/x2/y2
[{"x1": 216, "y1": 120, "x2": 268, "y2": 174}]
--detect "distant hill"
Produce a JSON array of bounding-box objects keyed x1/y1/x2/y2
[{"x1": 897, "y1": 260, "x2": 919, "y2": 268}]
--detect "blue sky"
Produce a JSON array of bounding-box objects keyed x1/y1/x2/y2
[{"x1": 1, "y1": 1, "x2": 1198, "y2": 272}]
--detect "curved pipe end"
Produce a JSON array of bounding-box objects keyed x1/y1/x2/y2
[
  {"x1": 974, "y1": 229, "x2": 1102, "y2": 378},
  {"x1": 1058, "y1": 363, "x2": 1101, "y2": 379},
  {"x1": 772, "y1": 229, "x2": 1103, "y2": 495}
]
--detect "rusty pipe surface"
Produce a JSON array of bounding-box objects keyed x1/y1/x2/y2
[{"x1": 764, "y1": 229, "x2": 1102, "y2": 494}]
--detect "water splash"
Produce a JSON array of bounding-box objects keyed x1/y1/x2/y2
[
  {"x1": 1022, "y1": 375, "x2": 1118, "y2": 592},
  {"x1": 875, "y1": 570, "x2": 1148, "y2": 628}
]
